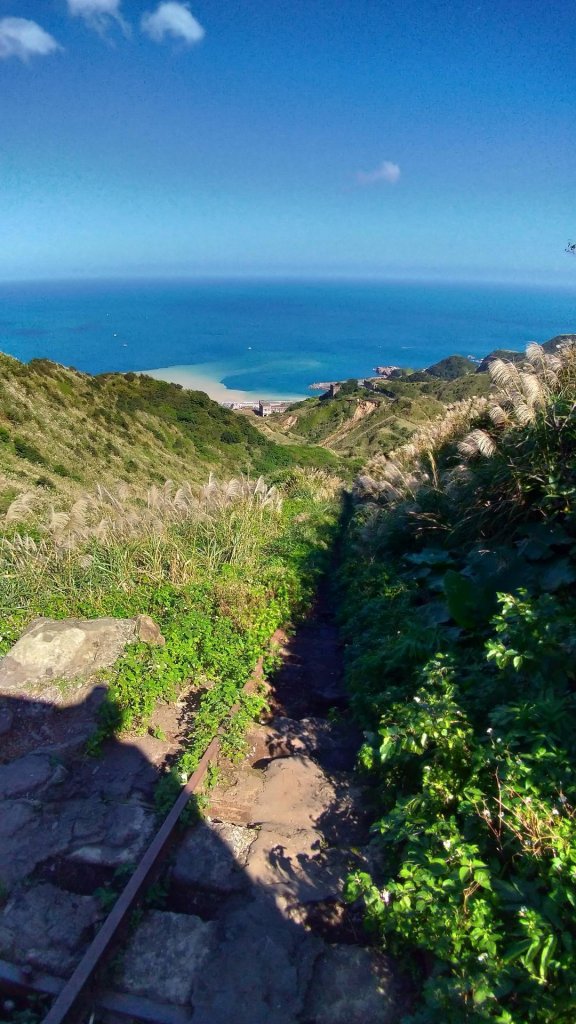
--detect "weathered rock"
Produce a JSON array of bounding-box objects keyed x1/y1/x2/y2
[
  {"x1": 303, "y1": 945, "x2": 405, "y2": 1024},
  {"x1": 65, "y1": 798, "x2": 156, "y2": 866},
  {"x1": 250, "y1": 756, "x2": 336, "y2": 831},
  {"x1": 0, "y1": 794, "x2": 156, "y2": 888},
  {"x1": 0, "y1": 801, "x2": 38, "y2": 840},
  {"x1": 0, "y1": 754, "x2": 60, "y2": 799},
  {"x1": 135, "y1": 614, "x2": 165, "y2": 646},
  {"x1": 245, "y1": 825, "x2": 350, "y2": 904},
  {"x1": 0, "y1": 617, "x2": 137, "y2": 697},
  {"x1": 0, "y1": 883, "x2": 102, "y2": 977},
  {"x1": 192, "y1": 894, "x2": 321, "y2": 1024},
  {"x1": 0, "y1": 704, "x2": 14, "y2": 736},
  {"x1": 173, "y1": 820, "x2": 258, "y2": 892},
  {"x1": 207, "y1": 765, "x2": 266, "y2": 825},
  {"x1": 247, "y1": 715, "x2": 361, "y2": 771},
  {"x1": 115, "y1": 911, "x2": 215, "y2": 1005}
]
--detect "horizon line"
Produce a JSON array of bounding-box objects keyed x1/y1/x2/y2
[{"x1": 0, "y1": 271, "x2": 575, "y2": 291}]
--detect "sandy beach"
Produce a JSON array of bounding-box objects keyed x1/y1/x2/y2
[{"x1": 140, "y1": 363, "x2": 306, "y2": 405}]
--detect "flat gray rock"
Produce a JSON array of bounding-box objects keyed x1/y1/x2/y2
[
  {"x1": 0, "y1": 616, "x2": 137, "y2": 697},
  {"x1": 173, "y1": 820, "x2": 258, "y2": 892},
  {"x1": 303, "y1": 945, "x2": 404, "y2": 1023},
  {"x1": 0, "y1": 883, "x2": 102, "y2": 977},
  {"x1": 0, "y1": 754, "x2": 59, "y2": 799},
  {"x1": 115, "y1": 911, "x2": 215, "y2": 1005},
  {"x1": 193, "y1": 895, "x2": 322, "y2": 1024}
]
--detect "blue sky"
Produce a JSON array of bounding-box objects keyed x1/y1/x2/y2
[{"x1": 1, "y1": 0, "x2": 575, "y2": 284}]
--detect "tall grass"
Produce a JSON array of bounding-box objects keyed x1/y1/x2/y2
[{"x1": 354, "y1": 343, "x2": 576, "y2": 549}]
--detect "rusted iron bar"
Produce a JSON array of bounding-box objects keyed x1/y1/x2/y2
[{"x1": 41, "y1": 732, "x2": 220, "y2": 1024}]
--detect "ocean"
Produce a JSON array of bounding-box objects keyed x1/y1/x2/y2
[{"x1": 0, "y1": 278, "x2": 574, "y2": 400}]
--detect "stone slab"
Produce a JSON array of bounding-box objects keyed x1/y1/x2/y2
[
  {"x1": 115, "y1": 911, "x2": 215, "y2": 1005},
  {"x1": 173, "y1": 820, "x2": 258, "y2": 892},
  {"x1": 245, "y1": 825, "x2": 348, "y2": 904},
  {"x1": 0, "y1": 883, "x2": 102, "y2": 977},
  {"x1": 303, "y1": 945, "x2": 405, "y2": 1024},
  {"x1": 192, "y1": 894, "x2": 322, "y2": 1024},
  {"x1": 0, "y1": 754, "x2": 60, "y2": 799},
  {"x1": 250, "y1": 755, "x2": 337, "y2": 831},
  {"x1": 207, "y1": 765, "x2": 266, "y2": 826}
]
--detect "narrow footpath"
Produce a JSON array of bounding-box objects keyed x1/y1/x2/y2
[{"x1": 112, "y1": 591, "x2": 409, "y2": 1023}]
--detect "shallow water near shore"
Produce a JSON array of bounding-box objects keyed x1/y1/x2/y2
[{"x1": 1, "y1": 277, "x2": 574, "y2": 401}]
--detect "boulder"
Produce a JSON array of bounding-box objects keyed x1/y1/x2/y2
[{"x1": 0, "y1": 614, "x2": 164, "y2": 699}]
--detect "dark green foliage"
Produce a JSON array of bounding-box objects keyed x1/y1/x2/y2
[
  {"x1": 476, "y1": 349, "x2": 523, "y2": 373},
  {"x1": 0, "y1": 425, "x2": 9, "y2": 443},
  {"x1": 424, "y1": 354, "x2": 477, "y2": 379},
  {"x1": 13, "y1": 436, "x2": 46, "y2": 465}
]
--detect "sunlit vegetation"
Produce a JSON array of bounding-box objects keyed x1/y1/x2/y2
[
  {"x1": 340, "y1": 342, "x2": 576, "y2": 1022},
  {"x1": 0, "y1": 353, "x2": 334, "y2": 502}
]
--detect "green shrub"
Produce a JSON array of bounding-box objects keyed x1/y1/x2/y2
[{"x1": 13, "y1": 436, "x2": 47, "y2": 465}]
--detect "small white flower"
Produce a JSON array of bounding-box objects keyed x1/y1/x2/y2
[
  {"x1": 477, "y1": 953, "x2": 488, "y2": 962},
  {"x1": 552, "y1": 808, "x2": 559, "y2": 816},
  {"x1": 519, "y1": 906, "x2": 527, "y2": 916},
  {"x1": 423, "y1": 765, "x2": 431, "y2": 772},
  {"x1": 414, "y1": 696, "x2": 421, "y2": 703},
  {"x1": 442, "y1": 839, "x2": 451, "y2": 850},
  {"x1": 497, "y1": 738, "x2": 502, "y2": 744},
  {"x1": 559, "y1": 794, "x2": 567, "y2": 804},
  {"x1": 486, "y1": 728, "x2": 493, "y2": 735},
  {"x1": 380, "y1": 889, "x2": 391, "y2": 905}
]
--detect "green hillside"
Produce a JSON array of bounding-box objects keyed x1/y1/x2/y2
[
  {"x1": 262, "y1": 371, "x2": 490, "y2": 460},
  {"x1": 0, "y1": 353, "x2": 335, "y2": 513}
]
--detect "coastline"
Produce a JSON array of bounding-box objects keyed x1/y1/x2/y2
[{"x1": 140, "y1": 362, "x2": 306, "y2": 405}]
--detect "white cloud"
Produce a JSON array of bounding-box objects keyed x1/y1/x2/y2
[
  {"x1": 67, "y1": 0, "x2": 127, "y2": 34},
  {"x1": 357, "y1": 160, "x2": 401, "y2": 186},
  {"x1": 0, "y1": 17, "x2": 61, "y2": 61},
  {"x1": 141, "y1": 2, "x2": 205, "y2": 45}
]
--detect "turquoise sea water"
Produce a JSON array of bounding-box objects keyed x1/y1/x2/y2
[{"x1": 0, "y1": 278, "x2": 574, "y2": 397}]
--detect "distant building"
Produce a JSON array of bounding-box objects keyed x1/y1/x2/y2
[{"x1": 257, "y1": 400, "x2": 291, "y2": 416}]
